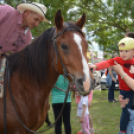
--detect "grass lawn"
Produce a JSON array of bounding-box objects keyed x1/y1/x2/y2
[{"x1": 39, "y1": 89, "x2": 121, "y2": 134}]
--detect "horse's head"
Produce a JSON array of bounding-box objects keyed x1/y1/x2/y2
[{"x1": 52, "y1": 10, "x2": 93, "y2": 95}]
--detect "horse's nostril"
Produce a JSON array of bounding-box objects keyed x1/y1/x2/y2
[{"x1": 77, "y1": 78, "x2": 84, "y2": 86}]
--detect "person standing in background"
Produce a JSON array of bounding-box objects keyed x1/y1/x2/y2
[
  {"x1": 107, "y1": 54, "x2": 118, "y2": 102},
  {"x1": 51, "y1": 75, "x2": 71, "y2": 134}
]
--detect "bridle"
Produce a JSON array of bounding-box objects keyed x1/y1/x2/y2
[
  {"x1": 3, "y1": 28, "x2": 76, "y2": 133},
  {"x1": 52, "y1": 29, "x2": 75, "y2": 81}
]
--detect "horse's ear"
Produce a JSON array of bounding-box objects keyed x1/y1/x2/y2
[
  {"x1": 55, "y1": 10, "x2": 64, "y2": 30},
  {"x1": 76, "y1": 13, "x2": 86, "y2": 29}
]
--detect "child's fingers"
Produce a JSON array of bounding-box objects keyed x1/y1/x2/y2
[
  {"x1": 121, "y1": 104, "x2": 125, "y2": 108},
  {"x1": 120, "y1": 98, "x2": 129, "y2": 108},
  {"x1": 114, "y1": 61, "x2": 118, "y2": 65},
  {"x1": 119, "y1": 95, "x2": 124, "y2": 101},
  {"x1": 125, "y1": 98, "x2": 129, "y2": 104}
]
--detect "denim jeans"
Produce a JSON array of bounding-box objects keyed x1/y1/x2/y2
[
  {"x1": 119, "y1": 132, "x2": 126, "y2": 134},
  {"x1": 108, "y1": 80, "x2": 115, "y2": 101},
  {"x1": 119, "y1": 89, "x2": 134, "y2": 131}
]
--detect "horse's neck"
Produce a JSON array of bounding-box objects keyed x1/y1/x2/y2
[{"x1": 37, "y1": 63, "x2": 59, "y2": 97}]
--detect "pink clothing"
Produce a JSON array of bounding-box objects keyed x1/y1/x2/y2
[
  {"x1": 81, "y1": 115, "x2": 90, "y2": 134},
  {"x1": 0, "y1": 5, "x2": 32, "y2": 53},
  {"x1": 76, "y1": 90, "x2": 93, "y2": 104}
]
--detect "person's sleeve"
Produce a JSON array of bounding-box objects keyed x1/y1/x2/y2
[
  {"x1": 95, "y1": 59, "x2": 115, "y2": 70},
  {"x1": 82, "y1": 97, "x2": 88, "y2": 106},
  {"x1": 0, "y1": 5, "x2": 13, "y2": 25}
]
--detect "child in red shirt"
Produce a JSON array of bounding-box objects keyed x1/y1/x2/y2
[{"x1": 89, "y1": 37, "x2": 134, "y2": 134}]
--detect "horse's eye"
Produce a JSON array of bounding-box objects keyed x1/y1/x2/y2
[{"x1": 61, "y1": 44, "x2": 68, "y2": 50}]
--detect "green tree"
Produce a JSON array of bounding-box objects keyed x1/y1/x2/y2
[
  {"x1": 0, "y1": 0, "x2": 78, "y2": 38},
  {"x1": 75, "y1": 0, "x2": 134, "y2": 52},
  {"x1": 2, "y1": 0, "x2": 133, "y2": 53}
]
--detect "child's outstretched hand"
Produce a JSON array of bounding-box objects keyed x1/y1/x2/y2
[{"x1": 88, "y1": 64, "x2": 97, "y2": 72}]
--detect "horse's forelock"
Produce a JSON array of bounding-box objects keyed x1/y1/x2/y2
[{"x1": 64, "y1": 22, "x2": 85, "y2": 37}]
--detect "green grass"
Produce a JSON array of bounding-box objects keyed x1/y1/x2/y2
[{"x1": 39, "y1": 90, "x2": 121, "y2": 134}]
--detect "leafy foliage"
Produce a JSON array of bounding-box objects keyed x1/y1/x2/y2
[
  {"x1": 76, "y1": 0, "x2": 134, "y2": 52},
  {"x1": 1, "y1": 0, "x2": 134, "y2": 52},
  {"x1": 0, "y1": 0, "x2": 78, "y2": 38}
]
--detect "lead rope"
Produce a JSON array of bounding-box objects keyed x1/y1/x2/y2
[{"x1": 52, "y1": 31, "x2": 69, "y2": 77}]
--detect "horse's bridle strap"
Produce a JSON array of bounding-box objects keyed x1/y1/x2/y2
[
  {"x1": 54, "y1": 42, "x2": 68, "y2": 77},
  {"x1": 52, "y1": 30, "x2": 74, "y2": 80}
]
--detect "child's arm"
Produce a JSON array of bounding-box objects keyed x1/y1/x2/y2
[
  {"x1": 89, "y1": 59, "x2": 115, "y2": 71},
  {"x1": 88, "y1": 101, "x2": 92, "y2": 108},
  {"x1": 95, "y1": 59, "x2": 114, "y2": 70},
  {"x1": 80, "y1": 104, "x2": 86, "y2": 123},
  {"x1": 113, "y1": 62, "x2": 134, "y2": 91},
  {"x1": 88, "y1": 64, "x2": 97, "y2": 72}
]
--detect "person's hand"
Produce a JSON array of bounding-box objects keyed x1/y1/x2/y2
[
  {"x1": 75, "y1": 91, "x2": 80, "y2": 96},
  {"x1": 112, "y1": 61, "x2": 124, "y2": 76},
  {"x1": 88, "y1": 64, "x2": 97, "y2": 72},
  {"x1": 112, "y1": 77, "x2": 116, "y2": 82},
  {"x1": 88, "y1": 101, "x2": 92, "y2": 108},
  {"x1": 0, "y1": 51, "x2": 3, "y2": 57},
  {"x1": 80, "y1": 117, "x2": 83, "y2": 123},
  {"x1": 130, "y1": 65, "x2": 134, "y2": 74},
  {"x1": 119, "y1": 95, "x2": 129, "y2": 108},
  {"x1": 69, "y1": 83, "x2": 75, "y2": 91}
]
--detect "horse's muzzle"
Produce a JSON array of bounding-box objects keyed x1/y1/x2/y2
[{"x1": 75, "y1": 77, "x2": 90, "y2": 95}]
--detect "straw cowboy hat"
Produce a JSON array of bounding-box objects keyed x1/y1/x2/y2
[{"x1": 17, "y1": 2, "x2": 50, "y2": 23}]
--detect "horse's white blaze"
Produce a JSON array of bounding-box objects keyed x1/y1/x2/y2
[{"x1": 73, "y1": 33, "x2": 90, "y2": 92}]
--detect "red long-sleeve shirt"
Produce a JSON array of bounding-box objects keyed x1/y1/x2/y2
[{"x1": 95, "y1": 57, "x2": 134, "y2": 91}]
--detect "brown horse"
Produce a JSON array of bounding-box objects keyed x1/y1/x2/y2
[{"x1": 0, "y1": 10, "x2": 93, "y2": 134}]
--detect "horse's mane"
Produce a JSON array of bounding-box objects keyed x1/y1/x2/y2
[{"x1": 8, "y1": 22, "x2": 84, "y2": 85}]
